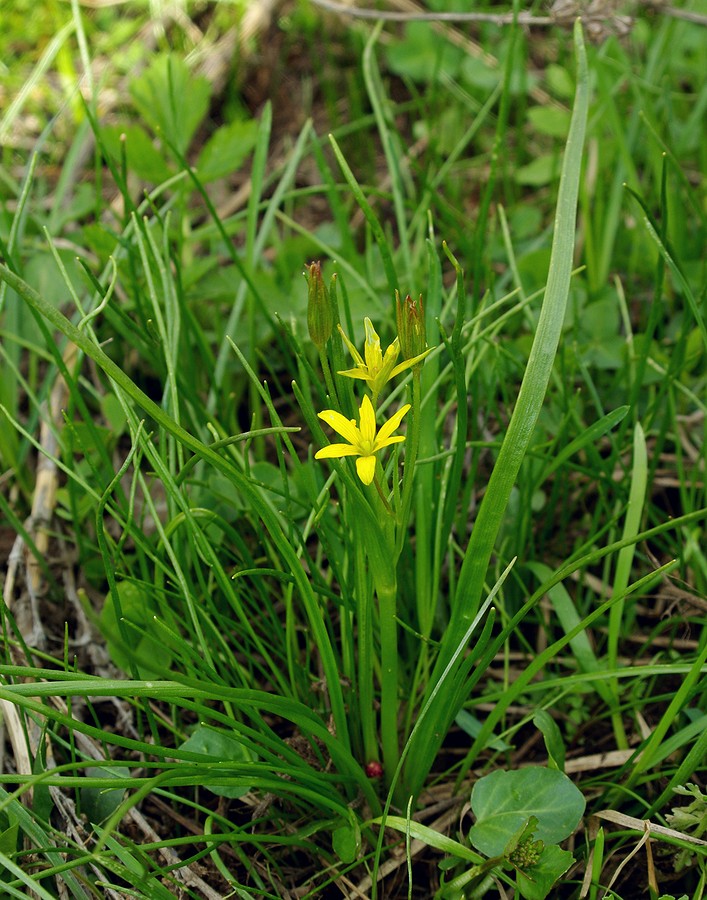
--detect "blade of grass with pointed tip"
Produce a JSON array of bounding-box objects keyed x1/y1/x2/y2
[
  {"x1": 362, "y1": 22, "x2": 413, "y2": 284},
  {"x1": 450, "y1": 18, "x2": 589, "y2": 647},
  {"x1": 404, "y1": 19, "x2": 590, "y2": 798},
  {"x1": 607, "y1": 421, "x2": 648, "y2": 748}
]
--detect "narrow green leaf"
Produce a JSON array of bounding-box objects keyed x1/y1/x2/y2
[
  {"x1": 372, "y1": 816, "x2": 482, "y2": 864},
  {"x1": 408, "y1": 19, "x2": 589, "y2": 799},
  {"x1": 533, "y1": 710, "x2": 566, "y2": 772}
]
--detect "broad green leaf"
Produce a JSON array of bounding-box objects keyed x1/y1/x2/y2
[
  {"x1": 100, "y1": 392, "x2": 128, "y2": 436},
  {"x1": 80, "y1": 766, "x2": 129, "y2": 825},
  {"x1": 0, "y1": 815, "x2": 18, "y2": 856},
  {"x1": 461, "y1": 55, "x2": 500, "y2": 91},
  {"x1": 177, "y1": 726, "x2": 254, "y2": 799},
  {"x1": 129, "y1": 53, "x2": 210, "y2": 155},
  {"x1": 545, "y1": 63, "x2": 574, "y2": 98},
  {"x1": 528, "y1": 107, "x2": 571, "y2": 138},
  {"x1": 515, "y1": 154, "x2": 561, "y2": 187},
  {"x1": 468, "y1": 767, "x2": 585, "y2": 857},
  {"x1": 100, "y1": 124, "x2": 172, "y2": 183},
  {"x1": 196, "y1": 119, "x2": 259, "y2": 182},
  {"x1": 100, "y1": 582, "x2": 174, "y2": 678},
  {"x1": 332, "y1": 820, "x2": 360, "y2": 864},
  {"x1": 516, "y1": 843, "x2": 575, "y2": 900},
  {"x1": 385, "y1": 22, "x2": 463, "y2": 82}
]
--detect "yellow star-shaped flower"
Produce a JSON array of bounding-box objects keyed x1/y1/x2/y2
[
  {"x1": 315, "y1": 395, "x2": 411, "y2": 485},
  {"x1": 338, "y1": 318, "x2": 430, "y2": 401}
]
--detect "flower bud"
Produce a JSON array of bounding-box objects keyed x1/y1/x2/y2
[
  {"x1": 306, "y1": 261, "x2": 334, "y2": 350},
  {"x1": 396, "y1": 291, "x2": 427, "y2": 362}
]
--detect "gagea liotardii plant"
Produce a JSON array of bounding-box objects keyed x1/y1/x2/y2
[{"x1": 304, "y1": 265, "x2": 432, "y2": 795}]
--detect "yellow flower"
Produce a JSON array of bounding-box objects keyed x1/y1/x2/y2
[
  {"x1": 338, "y1": 317, "x2": 430, "y2": 400},
  {"x1": 315, "y1": 395, "x2": 411, "y2": 485}
]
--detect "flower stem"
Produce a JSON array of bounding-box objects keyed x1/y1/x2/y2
[
  {"x1": 373, "y1": 473, "x2": 394, "y2": 516},
  {"x1": 377, "y1": 576, "x2": 400, "y2": 794},
  {"x1": 319, "y1": 348, "x2": 339, "y2": 408},
  {"x1": 355, "y1": 536, "x2": 378, "y2": 764},
  {"x1": 395, "y1": 368, "x2": 422, "y2": 558}
]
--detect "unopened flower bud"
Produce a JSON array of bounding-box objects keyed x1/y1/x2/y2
[
  {"x1": 306, "y1": 261, "x2": 334, "y2": 350},
  {"x1": 396, "y1": 291, "x2": 427, "y2": 362}
]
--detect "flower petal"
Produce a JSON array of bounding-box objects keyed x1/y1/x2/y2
[
  {"x1": 372, "y1": 338, "x2": 401, "y2": 393},
  {"x1": 390, "y1": 347, "x2": 433, "y2": 379},
  {"x1": 363, "y1": 318, "x2": 383, "y2": 373},
  {"x1": 337, "y1": 367, "x2": 374, "y2": 382},
  {"x1": 318, "y1": 409, "x2": 361, "y2": 445},
  {"x1": 338, "y1": 324, "x2": 365, "y2": 368},
  {"x1": 358, "y1": 394, "x2": 377, "y2": 444},
  {"x1": 315, "y1": 444, "x2": 361, "y2": 459},
  {"x1": 375, "y1": 403, "x2": 411, "y2": 445},
  {"x1": 382, "y1": 339, "x2": 401, "y2": 368},
  {"x1": 375, "y1": 434, "x2": 405, "y2": 450},
  {"x1": 356, "y1": 454, "x2": 377, "y2": 485}
]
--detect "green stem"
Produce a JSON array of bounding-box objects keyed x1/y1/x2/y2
[
  {"x1": 396, "y1": 368, "x2": 428, "y2": 742},
  {"x1": 355, "y1": 536, "x2": 378, "y2": 764},
  {"x1": 373, "y1": 473, "x2": 394, "y2": 516},
  {"x1": 377, "y1": 577, "x2": 400, "y2": 795},
  {"x1": 319, "y1": 347, "x2": 339, "y2": 408},
  {"x1": 395, "y1": 368, "x2": 422, "y2": 559},
  {"x1": 360, "y1": 468, "x2": 400, "y2": 790}
]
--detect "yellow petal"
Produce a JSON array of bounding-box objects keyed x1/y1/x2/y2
[
  {"x1": 375, "y1": 434, "x2": 405, "y2": 451},
  {"x1": 382, "y1": 339, "x2": 401, "y2": 368},
  {"x1": 375, "y1": 403, "x2": 411, "y2": 445},
  {"x1": 363, "y1": 317, "x2": 383, "y2": 372},
  {"x1": 370, "y1": 338, "x2": 401, "y2": 394},
  {"x1": 315, "y1": 444, "x2": 361, "y2": 459},
  {"x1": 358, "y1": 394, "x2": 377, "y2": 444},
  {"x1": 356, "y1": 454, "x2": 376, "y2": 485},
  {"x1": 338, "y1": 324, "x2": 365, "y2": 368},
  {"x1": 389, "y1": 347, "x2": 433, "y2": 379},
  {"x1": 318, "y1": 409, "x2": 361, "y2": 445},
  {"x1": 337, "y1": 367, "x2": 374, "y2": 382}
]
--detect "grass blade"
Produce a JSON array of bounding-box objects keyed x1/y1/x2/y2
[{"x1": 405, "y1": 21, "x2": 590, "y2": 796}]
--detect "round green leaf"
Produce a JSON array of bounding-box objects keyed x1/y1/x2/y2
[
  {"x1": 468, "y1": 768, "x2": 585, "y2": 857},
  {"x1": 177, "y1": 726, "x2": 255, "y2": 799},
  {"x1": 80, "y1": 766, "x2": 129, "y2": 825}
]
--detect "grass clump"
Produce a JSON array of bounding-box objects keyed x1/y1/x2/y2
[{"x1": 0, "y1": 1, "x2": 705, "y2": 897}]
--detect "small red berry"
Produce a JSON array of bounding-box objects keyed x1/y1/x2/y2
[{"x1": 365, "y1": 761, "x2": 384, "y2": 779}]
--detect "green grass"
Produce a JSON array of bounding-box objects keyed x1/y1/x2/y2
[{"x1": 0, "y1": 2, "x2": 705, "y2": 897}]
